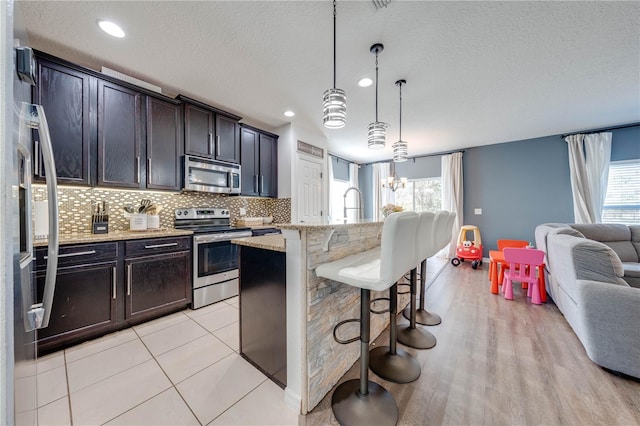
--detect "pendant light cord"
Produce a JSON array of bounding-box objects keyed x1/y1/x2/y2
[
  {"x1": 375, "y1": 51, "x2": 379, "y2": 121},
  {"x1": 399, "y1": 82, "x2": 402, "y2": 140},
  {"x1": 333, "y1": 0, "x2": 337, "y2": 89}
]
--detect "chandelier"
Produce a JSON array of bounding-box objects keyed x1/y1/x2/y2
[
  {"x1": 322, "y1": 0, "x2": 346, "y2": 129},
  {"x1": 382, "y1": 163, "x2": 407, "y2": 192}
]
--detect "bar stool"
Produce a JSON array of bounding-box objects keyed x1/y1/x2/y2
[
  {"x1": 316, "y1": 211, "x2": 419, "y2": 426},
  {"x1": 397, "y1": 212, "x2": 438, "y2": 350}
]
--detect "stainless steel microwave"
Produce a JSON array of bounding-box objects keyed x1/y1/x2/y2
[{"x1": 183, "y1": 155, "x2": 241, "y2": 194}]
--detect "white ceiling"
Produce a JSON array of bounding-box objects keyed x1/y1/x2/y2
[{"x1": 16, "y1": 1, "x2": 640, "y2": 163}]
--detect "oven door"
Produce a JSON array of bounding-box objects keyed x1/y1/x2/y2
[{"x1": 192, "y1": 231, "x2": 251, "y2": 308}]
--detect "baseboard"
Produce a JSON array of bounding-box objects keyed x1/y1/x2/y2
[{"x1": 284, "y1": 387, "x2": 302, "y2": 414}]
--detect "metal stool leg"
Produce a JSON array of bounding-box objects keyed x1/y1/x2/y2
[
  {"x1": 397, "y1": 268, "x2": 437, "y2": 349},
  {"x1": 403, "y1": 259, "x2": 442, "y2": 326},
  {"x1": 332, "y1": 289, "x2": 398, "y2": 426},
  {"x1": 369, "y1": 284, "x2": 421, "y2": 383}
]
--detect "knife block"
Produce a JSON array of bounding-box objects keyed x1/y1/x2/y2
[{"x1": 91, "y1": 215, "x2": 109, "y2": 234}]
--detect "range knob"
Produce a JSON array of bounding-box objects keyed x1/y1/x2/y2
[
  {"x1": 177, "y1": 211, "x2": 182, "y2": 216},
  {"x1": 183, "y1": 210, "x2": 189, "y2": 216}
]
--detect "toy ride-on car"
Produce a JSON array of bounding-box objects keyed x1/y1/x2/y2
[{"x1": 451, "y1": 225, "x2": 483, "y2": 269}]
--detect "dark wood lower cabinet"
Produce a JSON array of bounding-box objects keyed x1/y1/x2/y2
[
  {"x1": 125, "y1": 250, "x2": 191, "y2": 321},
  {"x1": 239, "y1": 246, "x2": 286, "y2": 388},
  {"x1": 35, "y1": 237, "x2": 192, "y2": 355},
  {"x1": 35, "y1": 261, "x2": 118, "y2": 354}
]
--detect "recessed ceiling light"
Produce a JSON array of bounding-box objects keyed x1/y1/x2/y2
[
  {"x1": 97, "y1": 20, "x2": 125, "y2": 38},
  {"x1": 358, "y1": 77, "x2": 373, "y2": 87},
  {"x1": 284, "y1": 110, "x2": 295, "y2": 117}
]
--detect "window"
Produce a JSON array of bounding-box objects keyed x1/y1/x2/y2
[
  {"x1": 330, "y1": 178, "x2": 354, "y2": 221},
  {"x1": 602, "y1": 159, "x2": 640, "y2": 225},
  {"x1": 394, "y1": 178, "x2": 442, "y2": 212}
]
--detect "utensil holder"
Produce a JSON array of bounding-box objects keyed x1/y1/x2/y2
[{"x1": 129, "y1": 214, "x2": 147, "y2": 231}]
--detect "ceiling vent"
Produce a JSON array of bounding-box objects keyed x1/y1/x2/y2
[
  {"x1": 101, "y1": 67, "x2": 162, "y2": 93},
  {"x1": 372, "y1": 0, "x2": 392, "y2": 9}
]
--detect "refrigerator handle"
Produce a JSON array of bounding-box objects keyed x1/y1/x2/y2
[{"x1": 31, "y1": 104, "x2": 59, "y2": 329}]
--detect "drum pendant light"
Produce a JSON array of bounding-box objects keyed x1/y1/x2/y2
[
  {"x1": 368, "y1": 43, "x2": 388, "y2": 149},
  {"x1": 393, "y1": 79, "x2": 408, "y2": 162},
  {"x1": 322, "y1": 0, "x2": 346, "y2": 129}
]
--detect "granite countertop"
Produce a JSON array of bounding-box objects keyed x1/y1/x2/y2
[
  {"x1": 231, "y1": 234, "x2": 286, "y2": 252},
  {"x1": 34, "y1": 228, "x2": 194, "y2": 247},
  {"x1": 277, "y1": 219, "x2": 383, "y2": 231}
]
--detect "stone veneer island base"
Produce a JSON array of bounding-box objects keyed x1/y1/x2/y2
[{"x1": 280, "y1": 220, "x2": 412, "y2": 414}]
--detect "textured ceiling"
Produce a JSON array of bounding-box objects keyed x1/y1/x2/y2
[{"x1": 15, "y1": 1, "x2": 640, "y2": 163}]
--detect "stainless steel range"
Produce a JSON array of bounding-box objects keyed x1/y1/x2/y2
[{"x1": 174, "y1": 208, "x2": 252, "y2": 309}]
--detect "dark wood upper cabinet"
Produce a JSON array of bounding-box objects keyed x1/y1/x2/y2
[
  {"x1": 184, "y1": 103, "x2": 214, "y2": 158},
  {"x1": 215, "y1": 114, "x2": 240, "y2": 164},
  {"x1": 33, "y1": 59, "x2": 91, "y2": 185},
  {"x1": 240, "y1": 125, "x2": 278, "y2": 197},
  {"x1": 146, "y1": 97, "x2": 183, "y2": 190},
  {"x1": 259, "y1": 133, "x2": 277, "y2": 198},
  {"x1": 240, "y1": 126, "x2": 259, "y2": 196},
  {"x1": 181, "y1": 96, "x2": 241, "y2": 164},
  {"x1": 97, "y1": 80, "x2": 144, "y2": 188}
]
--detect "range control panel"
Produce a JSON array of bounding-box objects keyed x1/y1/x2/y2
[{"x1": 174, "y1": 208, "x2": 230, "y2": 220}]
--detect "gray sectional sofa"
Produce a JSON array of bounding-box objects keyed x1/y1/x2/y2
[{"x1": 535, "y1": 223, "x2": 640, "y2": 378}]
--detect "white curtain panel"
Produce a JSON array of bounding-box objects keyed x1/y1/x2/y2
[
  {"x1": 565, "y1": 132, "x2": 612, "y2": 224},
  {"x1": 441, "y1": 152, "x2": 464, "y2": 257},
  {"x1": 372, "y1": 162, "x2": 393, "y2": 220},
  {"x1": 327, "y1": 155, "x2": 335, "y2": 221}
]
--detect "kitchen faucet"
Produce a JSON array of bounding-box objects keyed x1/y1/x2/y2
[{"x1": 343, "y1": 186, "x2": 363, "y2": 221}]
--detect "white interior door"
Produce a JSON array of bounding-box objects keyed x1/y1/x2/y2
[{"x1": 297, "y1": 157, "x2": 323, "y2": 223}]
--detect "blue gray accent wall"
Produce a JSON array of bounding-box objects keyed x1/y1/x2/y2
[
  {"x1": 358, "y1": 164, "x2": 374, "y2": 219},
  {"x1": 465, "y1": 125, "x2": 639, "y2": 252},
  {"x1": 395, "y1": 155, "x2": 441, "y2": 179}
]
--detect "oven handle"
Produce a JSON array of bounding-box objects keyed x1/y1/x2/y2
[{"x1": 194, "y1": 232, "x2": 253, "y2": 244}]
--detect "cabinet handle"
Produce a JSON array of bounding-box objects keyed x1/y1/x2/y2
[
  {"x1": 127, "y1": 264, "x2": 132, "y2": 296},
  {"x1": 260, "y1": 176, "x2": 264, "y2": 194},
  {"x1": 44, "y1": 250, "x2": 96, "y2": 260},
  {"x1": 144, "y1": 242, "x2": 178, "y2": 249},
  {"x1": 254, "y1": 175, "x2": 258, "y2": 193},
  {"x1": 147, "y1": 158, "x2": 152, "y2": 182},
  {"x1": 112, "y1": 266, "x2": 117, "y2": 299},
  {"x1": 208, "y1": 133, "x2": 213, "y2": 155},
  {"x1": 216, "y1": 135, "x2": 221, "y2": 155},
  {"x1": 136, "y1": 156, "x2": 141, "y2": 183},
  {"x1": 34, "y1": 140, "x2": 41, "y2": 177}
]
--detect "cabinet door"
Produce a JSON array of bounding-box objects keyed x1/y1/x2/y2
[
  {"x1": 259, "y1": 133, "x2": 277, "y2": 197},
  {"x1": 125, "y1": 251, "x2": 191, "y2": 321},
  {"x1": 33, "y1": 60, "x2": 91, "y2": 185},
  {"x1": 240, "y1": 127, "x2": 259, "y2": 196},
  {"x1": 35, "y1": 261, "x2": 118, "y2": 353},
  {"x1": 146, "y1": 97, "x2": 183, "y2": 190},
  {"x1": 184, "y1": 103, "x2": 214, "y2": 158},
  {"x1": 97, "y1": 80, "x2": 144, "y2": 188},
  {"x1": 215, "y1": 114, "x2": 240, "y2": 164}
]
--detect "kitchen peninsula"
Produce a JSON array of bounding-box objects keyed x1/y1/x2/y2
[{"x1": 235, "y1": 219, "x2": 412, "y2": 414}]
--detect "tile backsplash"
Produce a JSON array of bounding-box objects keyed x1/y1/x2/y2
[{"x1": 32, "y1": 185, "x2": 291, "y2": 234}]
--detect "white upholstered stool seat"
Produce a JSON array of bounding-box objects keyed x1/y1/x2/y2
[{"x1": 315, "y1": 211, "x2": 419, "y2": 426}]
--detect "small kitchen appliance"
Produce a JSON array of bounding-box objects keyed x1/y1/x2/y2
[{"x1": 174, "y1": 207, "x2": 252, "y2": 308}]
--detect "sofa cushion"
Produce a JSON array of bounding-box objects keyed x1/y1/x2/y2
[
  {"x1": 571, "y1": 224, "x2": 639, "y2": 263},
  {"x1": 571, "y1": 239, "x2": 627, "y2": 285}
]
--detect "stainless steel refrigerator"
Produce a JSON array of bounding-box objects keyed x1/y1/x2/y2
[{"x1": 2, "y1": 5, "x2": 60, "y2": 422}]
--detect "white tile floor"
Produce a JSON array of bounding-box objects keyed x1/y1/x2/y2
[{"x1": 35, "y1": 296, "x2": 300, "y2": 426}]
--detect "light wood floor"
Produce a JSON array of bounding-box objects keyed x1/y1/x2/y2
[{"x1": 303, "y1": 262, "x2": 640, "y2": 426}]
